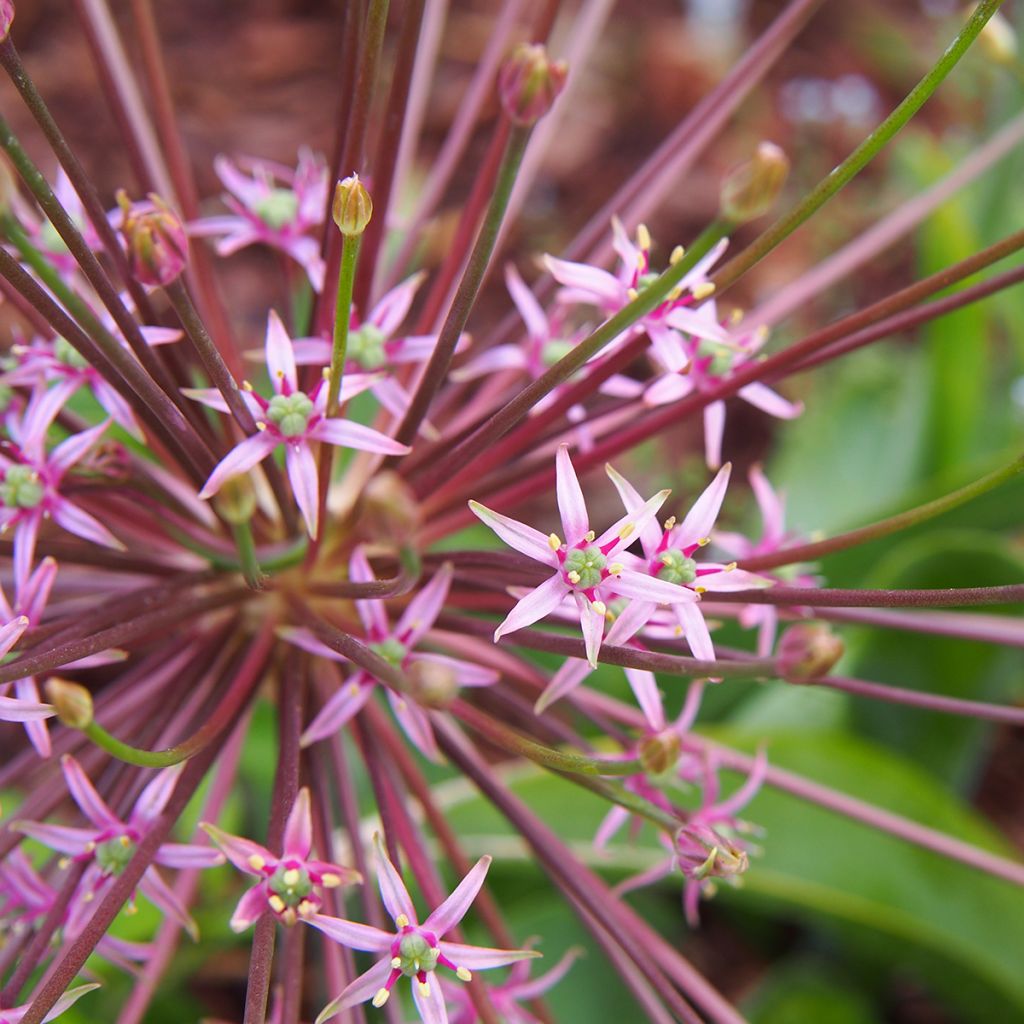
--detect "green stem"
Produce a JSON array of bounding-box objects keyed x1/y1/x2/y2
[
  {"x1": 742, "y1": 451, "x2": 1024, "y2": 572},
  {"x1": 712, "y1": 0, "x2": 1006, "y2": 291},
  {"x1": 231, "y1": 521, "x2": 264, "y2": 590},
  {"x1": 326, "y1": 234, "x2": 362, "y2": 418}
]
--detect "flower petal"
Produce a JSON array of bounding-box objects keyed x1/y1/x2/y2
[
  {"x1": 51, "y1": 499, "x2": 125, "y2": 551},
  {"x1": 199, "y1": 433, "x2": 278, "y2": 499},
  {"x1": 395, "y1": 563, "x2": 451, "y2": 647},
  {"x1": 154, "y1": 841, "x2": 225, "y2": 869},
  {"x1": 370, "y1": 271, "x2": 425, "y2": 338},
  {"x1": 265, "y1": 310, "x2": 298, "y2": 393},
  {"x1": 305, "y1": 911, "x2": 394, "y2": 952},
  {"x1": 468, "y1": 501, "x2": 557, "y2": 566},
  {"x1": 494, "y1": 575, "x2": 568, "y2": 640},
  {"x1": 575, "y1": 592, "x2": 605, "y2": 669},
  {"x1": 200, "y1": 823, "x2": 275, "y2": 876},
  {"x1": 373, "y1": 832, "x2": 418, "y2": 926},
  {"x1": 62, "y1": 754, "x2": 120, "y2": 829},
  {"x1": 412, "y1": 975, "x2": 450, "y2": 1024},
  {"x1": 422, "y1": 855, "x2": 491, "y2": 937},
  {"x1": 131, "y1": 763, "x2": 185, "y2": 825},
  {"x1": 230, "y1": 883, "x2": 270, "y2": 932},
  {"x1": 738, "y1": 382, "x2": 803, "y2": 420},
  {"x1": 703, "y1": 400, "x2": 725, "y2": 471},
  {"x1": 301, "y1": 675, "x2": 374, "y2": 746},
  {"x1": 0, "y1": 694, "x2": 54, "y2": 722},
  {"x1": 285, "y1": 441, "x2": 320, "y2": 538},
  {"x1": 505, "y1": 263, "x2": 549, "y2": 341},
  {"x1": 309, "y1": 418, "x2": 409, "y2": 455},
  {"x1": 675, "y1": 463, "x2": 731, "y2": 549},
  {"x1": 613, "y1": 569, "x2": 698, "y2": 606},
  {"x1": 314, "y1": 957, "x2": 393, "y2": 1023},
  {"x1": 555, "y1": 444, "x2": 589, "y2": 543},
  {"x1": 283, "y1": 787, "x2": 313, "y2": 859},
  {"x1": 438, "y1": 941, "x2": 542, "y2": 971},
  {"x1": 674, "y1": 602, "x2": 715, "y2": 662}
]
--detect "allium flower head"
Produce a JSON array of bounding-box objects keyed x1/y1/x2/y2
[
  {"x1": 202, "y1": 787, "x2": 361, "y2": 931},
  {"x1": 306, "y1": 833, "x2": 539, "y2": 1024}
]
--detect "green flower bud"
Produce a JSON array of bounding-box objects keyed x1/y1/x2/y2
[
  {"x1": 720, "y1": 142, "x2": 790, "y2": 225},
  {"x1": 332, "y1": 174, "x2": 372, "y2": 236}
]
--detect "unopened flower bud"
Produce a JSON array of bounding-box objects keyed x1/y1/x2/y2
[
  {"x1": 215, "y1": 474, "x2": 258, "y2": 525},
  {"x1": 973, "y1": 7, "x2": 1017, "y2": 65},
  {"x1": 0, "y1": 2, "x2": 14, "y2": 42},
  {"x1": 362, "y1": 471, "x2": 420, "y2": 543},
  {"x1": 676, "y1": 822, "x2": 748, "y2": 882},
  {"x1": 498, "y1": 44, "x2": 568, "y2": 125},
  {"x1": 332, "y1": 175, "x2": 372, "y2": 237},
  {"x1": 45, "y1": 678, "x2": 94, "y2": 729},
  {"x1": 406, "y1": 658, "x2": 459, "y2": 708},
  {"x1": 720, "y1": 142, "x2": 790, "y2": 224},
  {"x1": 638, "y1": 729, "x2": 681, "y2": 776},
  {"x1": 777, "y1": 622, "x2": 844, "y2": 682},
  {"x1": 117, "y1": 190, "x2": 188, "y2": 287}
]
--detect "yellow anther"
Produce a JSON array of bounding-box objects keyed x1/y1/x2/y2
[
  {"x1": 668, "y1": 285, "x2": 683, "y2": 302},
  {"x1": 119, "y1": 835, "x2": 131, "y2": 847},
  {"x1": 282, "y1": 868, "x2": 300, "y2": 887},
  {"x1": 298, "y1": 900, "x2": 315, "y2": 917},
  {"x1": 618, "y1": 523, "x2": 634, "y2": 540},
  {"x1": 674, "y1": 625, "x2": 684, "y2": 636},
  {"x1": 698, "y1": 537, "x2": 710, "y2": 547},
  {"x1": 58, "y1": 857, "x2": 71, "y2": 869},
  {"x1": 268, "y1": 895, "x2": 286, "y2": 913},
  {"x1": 418, "y1": 982, "x2": 431, "y2": 997},
  {"x1": 396, "y1": 913, "x2": 410, "y2": 928},
  {"x1": 584, "y1": 530, "x2": 596, "y2": 542},
  {"x1": 248, "y1": 854, "x2": 266, "y2": 871},
  {"x1": 348, "y1": 682, "x2": 360, "y2": 696},
  {"x1": 692, "y1": 282, "x2": 716, "y2": 300},
  {"x1": 591, "y1": 600, "x2": 607, "y2": 616},
  {"x1": 321, "y1": 873, "x2": 341, "y2": 888},
  {"x1": 637, "y1": 224, "x2": 651, "y2": 251},
  {"x1": 724, "y1": 561, "x2": 737, "y2": 571},
  {"x1": 627, "y1": 287, "x2": 639, "y2": 301},
  {"x1": 670, "y1": 244, "x2": 685, "y2": 265},
  {"x1": 242, "y1": 380, "x2": 254, "y2": 392},
  {"x1": 256, "y1": 421, "x2": 267, "y2": 431},
  {"x1": 456, "y1": 966, "x2": 472, "y2": 982},
  {"x1": 548, "y1": 533, "x2": 562, "y2": 551},
  {"x1": 635, "y1": 253, "x2": 645, "y2": 271},
  {"x1": 695, "y1": 586, "x2": 707, "y2": 594},
  {"x1": 391, "y1": 956, "x2": 402, "y2": 968},
  {"x1": 608, "y1": 562, "x2": 624, "y2": 575},
  {"x1": 282, "y1": 908, "x2": 297, "y2": 926},
  {"x1": 373, "y1": 989, "x2": 391, "y2": 1008},
  {"x1": 321, "y1": 367, "x2": 332, "y2": 380},
  {"x1": 567, "y1": 570, "x2": 581, "y2": 585},
  {"x1": 753, "y1": 324, "x2": 770, "y2": 343},
  {"x1": 729, "y1": 307, "x2": 744, "y2": 325},
  {"x1": 663, "y1": 516, "x2": 676, "y2": 530}
]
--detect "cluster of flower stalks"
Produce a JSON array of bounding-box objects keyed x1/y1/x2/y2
[{"x1": 0, "y1": 1, "x2": 1022, "y2": 1022}]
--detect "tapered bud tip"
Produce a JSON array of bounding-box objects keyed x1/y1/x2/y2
[
  {"x1": 45, "y1": 678, "x2": 94, "y2": 729},
  {"x1": 118, "y1": 191, "x2": 188, "y2": 287},
  {"x1": 974, "y1": 7, "x2": 1017, "y2": 64},
  {"x1": 406, "y1": 659, "x2": 459, "y2": 708},
  {"x1": 332, "y1": 174, "x2": 372, "y2": 236},
  {"x1": 638, "y1": 729, "x2": 681, "y2": 776},
  {"x1": 498, "y1": 43, "x2": 568, "y2": 125},
  {"x1": 214, "y1": 474, "x2": 257, "y2": 525},
  {"x1": 720, "y1": 142, "x2": 790, "y2": 225},
  {"x1": 777, "y1": 623, "x2": 844, "y2": 683},
  {"x1": 0, "y1": 2, "x2": 14, "y2": 41}
]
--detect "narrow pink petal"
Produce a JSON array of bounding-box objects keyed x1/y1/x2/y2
[
  {"x1": 306, "y1": 911, "x2": 394, "y2": 952},
  {"x1": 646, "y1": 322, "x2": 689, "y2": 373},
  {"x1": 12, "y1": 821, "x2": 96, "y2": 855},
  {"x1": 94, "y1": 380, "x2": 143, "y2": 439},
  {"x1": 711, "y1": 747, "x2": 768, "y2": 820},
  {"x1": 182, "y1": 386, "x2": 232, "y2": 413},
  {"x1": 749, "y1": 463, "x2": 786, "y2": 547},
  {"x1": 369, "y1": 376, "x2": 410, "y2": 420},
  {"x1": 505, "y1": 264, "x2": 549, "y2": 340},
  {"x1": 372, "y1": 833, "x2": 418, "y2": 926},
  {"x1": 132, "y1": 763, "x2": 184, "y2": 825},
  {"x1": 395, "y1": 563, "x2": 451, "y2": 646},
  {"x1": 370, "y1": 271, "x2": 425, "y2": 338},
  {"x1": 644, "y1": 372, "x2": 693, "y2": 408},
  {"x1": 0, "y1": 694, "x2": 55, "y2": 722},
  {"x1": 663, "y1": 305, "x2": 733, "y2": 344},
  {"x1": 410, "y1": 652, "x2": 498, "y2": 688},
  {"x1": 624, "y1": 668, "x2": 665, "y2": 731},
  {"x1": 675, "y1": 679, "x2": 706, "y2": 734},
  {"x1": 468, "y1": 501, "x2": 557, "y2": 566},
  {"x1": 703, "y1": 400, "x2": 725, "y2": 470},
  {"x1": 48, "y1": 420, "x2": 108, "y2": 474},
  {"x1": 604, "y1": 465, "x2": 661, "y2": 556},
  {"x1": 594, "y1": 487, "x2": 670, "y2": 555},
  {"x1": 314, "y1": 958, "x2": 393, "y2": 1023},
  {"x1": 613, "y1": 569, "x2": 698, "y2": 606},
  {"x1": 594, "y1": 805, "x2": 631, "y2": 851},
  {"x1": 675, "y1": 464, "x2": 731, "y2": 549},
  {"x1": 696, "y1": 566, "x2": 771, "y2": 592},
  {"x1": 438, "y1": 941, "x2": 541, "y2": 971},
  {"x1": 22, "y1": 712, "x2": 52, "y2": 759},
  {"x1": 51, "y1": 499, "x2": 125, "y2": 551},
  {"x1": 265, "y1": 310, "x2": 298, "y2": 393},
  {"x1": 301, "y1": 676, "x2": 374, "y2": 746},
  {"x1": 386, "y1": 688, "x2": 441, "y2": 763},
  {"x1": 738, "y1": 382, "x2": 803, "y2": 420},
  {"x1": 349, "y1": 547, "x2": 390, "y2": 637},
  {"x1": 604, "y1": 599, "x2": 656, "y2": 646},
  {"x1": 674, "y1": 602, "x2": 715, "y2": 662},
  {"x1": 290, "y1": 337, "x2": 331, "y2": 366},
  {"x1": 555, "y1": 444, "x2": 589, "y2": 543},
  {"x1": 412, "y1": 976, "x2": 449, "y2": 1024},
  {"x1": 154, "y1": 841, "x2": 225, "y2": 869},
  {"x1": 277, "y1": 626, "x2": 346, "y2": 662},
  {"x1": 20, "y1": 556, "x2": 58, "y2": 624},
  {"x1": 285, "y1": 442, "x2": 320, "y2": 538},
  {"x1": 451, "y1": 345, "x2": 526, "y2": 381},
  {"x1": 575, "y1": 592, "x2": 605, "y2": 668},
  {"x1": 309, "y1": 418, "x2": 410, "y2": 455},
  {"x1": 0, "y1": 615, "x2": 29, "y2": 658},
  {"x1": 229, "y1": 883, "x2": 269, "y2": 932},
  {"x1": 535, "y1": 658, "x2": 590, "y2": 715},
  {"x1": 14, "y1": 514, "x2": 41, "y2": 594},
  {"x1": 511, "y1": 947, "x2": 582, "y2": 1001},
  {"x1": 214, "y1": 155, "x2": 267, "y2": 206},
  {"x1": 62, "y1": 754, "x2": 120, "y2": 828},
  {"x1": 543, "y1": 255, "x2": 622, "y2": 307},
  {"x1": 199, "y1": 433, "x2": 278, "y2": 499},
  {"x1": 139, "y1": 866, "x2": 198, "y2": 939},
  {"x1": 610, "y1": 216, "x2": 641, "y2": 273},
  {"x1": 36, "y1": 983, "x2": 102, "y2": 1023},
  {"x1": 422, "y1": 855, "x2": 491, "y2": 936},
  {"x1": 494, "y1": 575, "x2": 568, "y2": 640},
  {"x1": 200, "y1": 823, "x2": 275, "y2": 875},
  {"x1": 283, "y1": 787, "x2": 313, "y2": 859}
]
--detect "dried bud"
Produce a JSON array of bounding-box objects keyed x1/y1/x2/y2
[
  {"x1": 720, "y1": 142, "x2": 790, "y2": 224},
  {"x1": 117, "y1": 190, "x2": 188, "y2": 287},
  {"x1": 332, "y1": 174, "x2": 372, "y2": 237},
  {"x1": 638, "y1": 729, "x2": 681, "y2": 776},
  {"x1": 45, "y1": 678, "x2": 94, "y2": 729},
  {"x1": 974, "y1": 8, "x2": 1017, "y2": 64},
  {"x1": 777, "y1": 622, "x2": 844, "y2": 683},
  {"x1": 215, "y1": 474, "x2": 258, "y2": 525},
  {"x1": 675, "y1": 823, "x2": 749, "y2": 882},
  {"x1": 0, "y1": 1, "x2": 14, "y2": 42},
  {"x1": 406, "y1": 659, "x2": 459, "y2": 708},
  {"x1": 498, "y1": 43, "x2": 568, "y2": 125},
  {"x1": 362, "y1": 471, "x2": 421, "y2": 543}
]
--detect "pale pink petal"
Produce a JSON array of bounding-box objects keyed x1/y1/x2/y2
[
  {"x1": 199, "y1": 433, "x2": 278, "y2": 499},
  {"x1": 412, "y1": 977, "x2": 449, "y2": 1024},
  {"x1": 451, "y1": 345, "x2": 526, "y2": 381},
  {"x1": 438, "y1": 941, "x2": 541, "y2": 971},
  {"x1": 646, "y1": 322, "x2": 689, "y2": 373},
  {"x1": 410, "y1": 652, "x2": 498, "y2": 687},
  {"x1": 314, "y1": 958, "x2": 393, "y2": 1023},
  {"x1": 703, "y1": 400, "x2": 725, "y2": 470},
  {"x1": 265, "y1": 310, "x2": 298, "y2": 393},
  {"x1": 624, "y1": 668, "x2": 664, "y2": 731},
  {"x1": 285, "y1": 442, "x2": 320, "y2": 538},
  {"x1": 277, "y1": 626, "x2": 346, "y2": 663},
  {"x1": 468, "y1": 502, "x2": 558, "y2": 566},
  {"x1": 0, "y1": 694, "x2": 55, "y2": 722},
  {"x1": 132, "y1": 763, "x2": 184, "y2": 825},
  {"x1": 181, "y1": 387, "x2": 232, "y2": 413},
  {"x1": 594, "y1": 487, "x2": 670, "y2": 555},
  {"x1": 396, "y1": 563, "x2": 451, "y2": 646},
  {"x1": 51, "y1": 499, "x2": 125, "y2": 551},
  {"x1": 200, "y1": 823, "x2": 275, "y2": 876},
  {"x1": 306, "y1": 912, "x2": 394, "y2": 952},
  {"x1": 494, "y1": 575, "x2": 568, "y2": 640},
  {"x1": 386, "y1": 688, "x2": 441, "y2": 762},
  {"x1": 373, "y1": 833, "x2": 418, "y2": 925},
  {"x1": 139, "y1": 866, "x2": 199, "y2": 938},
  {"x1": 62, "y1": 754, "x2": 120, "y2": 828},
  {"x1": 139, "y1": 325, "x2": 183, "y2": 346},
  {"x1": 644, "y1": 373, "x2": 693, "y2": 407},
  {"x1": 663, "y1": 305, "x2": 733, "y2": 344},
  {"x1": 675, "y1": 464, "x2": 731, "y2": 549},
  {"x1": 555, "y1": 444, "x2": 589, "y2": 543},
  {"x1": 369, "y1": 376, "x2": 410, "y2": 420},
  {"x1": 543, "y1": 254, "x2": 622, "y2": 307},
  {"x1": 349, "y1": 547, "x2": 390, "y2": 638},
  {"x1": 696, "y1": 566, "x2": 771, "y2": 592},
  {"x1": 613, "y1": 569, "x2": 698, "y2": 606},
  {"x1": 370, "y1": 271, "x2": 425, "y2": 338},
  {"x1": 675, "y1": 679, "x2": 706, "y2": 733},
  {"x1": 749, "y1": 463, "x2": 785, "y2": 548},
  {"x1": 710, "y1": 747, "x2": 767, "y2": 820},
  {"x1": 154, "y1": 842, "x2": 224, "y2": 869},
  {"x1": 600, "y1": 374, "x2": 645, "y2": 399},
  {"x1": 610, "y1": 216, "x2": 641, "y2": 273},
  {"x1": 290, "y1": 338, "x2": 332, "y2": 366},
  {"x1": 309, "y1": 418, "x2": 410, "y2": 455},
  {"x1": 674, "y1": 602, "x2": 715, "y2": 662},
  {"x1": 93, "y1": 380, "x2": 143, "y2": 439},
  {"x1": 604, "y1": 464, "x2": 661, "y2": 556},
  {"x1": 535, "y1": 658, "x2": 590, "y2": 715},
  {"x1": 0, "y1": 615, "x2": 28, "y2": 658},
  {"x1": 20, "y1": 556, "x2": 57, "y2": 624},
  {"x1": 13, "y1": 515, "x2": 40, "y2": 595},
  {"x1": 575, "y1": 592, "x2": 605, "y2": 668},
  {"x1": 505, "y1": 264, "x2": 549, "y2": 340},
  {"x1": 738, "y1": 382, "x2": 803, "y2": 420},
  {"x1": 285, "y1": 236, "x2": 326, "y2": 292},
  {"x1": 48, "y1": 420, "x2": 109, "y2": 473},
  {"x1": 423, "y1": 855, "x2": 491, "y2": 936},
  {"x1": 283, "y1": 787, "x2": 313, "y2": 859},
  {"x1": 594, "y1": 805, "x2": 631, "y2": 851},
  {"x1": 301, "y1": 676, "x2": 374, "y2": 746},
  {"x1": 230, "y1": 883, "x2": 270, "y2": 932},
  {"x1": 12, "y1": 821, "x2": 96, "y2": 855},
  {"x1": 35, "y1": 983, "x2": 102, "y2": 1024}
]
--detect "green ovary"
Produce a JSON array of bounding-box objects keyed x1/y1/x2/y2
[
  {"x1": 254, "y1": 189, "x2": 299, "y2": 230},
  {"x1": 268, "y1": 864, "x2": 314, "y2": 906},
  {"x1": 0, "y1": 465, "x2": 44, "y2": 509},
  {"x1": 55, "y1": 336, "x2": 90, "y2": 370},
  {"x1": 636, "y1": 271, "x2": 661, "y2": 291},
  {"x1": 370, "y1": 637, "x2": 407, "y2": 665},
  {"x1": 348, "y1": 323, "x2": 388, "y2": 370},
  {"x1": 95, "y1": 836, "x2": 135, "y2": 875},
  {"x1": 564, "y1": 545, "x2": 606, "y2": 590},
  {"x1": 659, "y1": 549, "x2": 697, "y2": 586},
  {"x1": 397, "y1": 932, "x2": 439, "y2": 977},
  {"x1": 541, "y1": 339, "x2": 574, "y2": 366},
  {"x1": 266, "y1": 393, "x2": 314, "y2": 437},
  {"x1": 696, "y1": 339, "x2": 734, "y2": 377}
]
